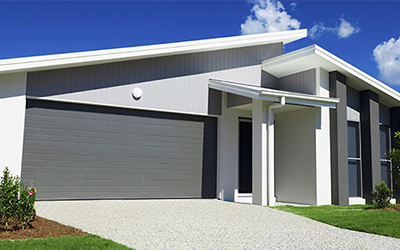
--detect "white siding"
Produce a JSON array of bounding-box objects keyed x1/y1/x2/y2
[
  {"x1": 0, "y1": 73, "x2": 27, "y2": 177},
  {"x1": 27, "y1": 44, "x2": 282, "y2": 116},
  {"x1": 275, "y1": 108, "x2": 317, "y2": 205}
]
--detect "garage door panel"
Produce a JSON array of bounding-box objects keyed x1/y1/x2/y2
[{"x1": 21, "y1": 100, "x2": 217, "y2": 200}]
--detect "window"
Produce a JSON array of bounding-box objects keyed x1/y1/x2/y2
[
  {"x1": 348, "y1": 121, "x2": 362, "y2": 197},
  {"x1": 380, "y1": 125, "x2": 392, "y2": 189}
]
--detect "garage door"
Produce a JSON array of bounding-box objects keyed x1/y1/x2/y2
[{"x1": 21, "y1": 100, "x2": 217, "y2": 200}]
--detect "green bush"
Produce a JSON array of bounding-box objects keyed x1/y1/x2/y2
[
  {"x1": 0, "y1": 167, "x2": 36, "y2": 230},
  {"x1": 371, "y1": 181, "x2": 393, "y2": 208}
]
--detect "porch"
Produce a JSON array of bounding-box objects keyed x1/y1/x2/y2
[{"x1": 210, "y1": 79, "x2": 339, "y2": 206}]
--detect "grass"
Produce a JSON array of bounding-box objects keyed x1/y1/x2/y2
[
  {"x1": 273, "y1": 204, "x2": 400, "y2": 239},
  {"x1": 0, "y1": 235, "x2": 133, "y2": 250}
]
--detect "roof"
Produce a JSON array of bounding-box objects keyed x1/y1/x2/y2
[
  {"x1": 262, "y1": 45, "x2": 400, "y2": 107},
  {"x1": 0, "y1": 29, "x2": 307, "y2": 75},
  {"x1": 209, "y1": 78, "x2": 339, "y2": 108}
]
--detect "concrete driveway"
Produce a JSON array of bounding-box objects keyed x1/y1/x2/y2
[{"x1": 36, "y1": 199, "x2": 400, "y2": 249}]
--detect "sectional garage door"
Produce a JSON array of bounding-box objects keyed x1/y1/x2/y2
[{"x1": 21, "y1": 100, "x2": 217, "y2": 200}]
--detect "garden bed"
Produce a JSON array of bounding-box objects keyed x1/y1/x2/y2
[{"x1": 0, "y1": 216, "x2": 87, "y2": 240}]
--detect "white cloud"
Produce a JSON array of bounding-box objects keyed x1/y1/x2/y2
[
  {"x1": 240, "y1": 0, "x2": 301, "y2": 35},
  {"x1": 373, "y1": 37, "x2": 400, "y2": 85},
  {"x1": 309, "y1": 17, "x2": 359, "y2": 40},
  {"x1": 337, "y1": 18, "x2": 360, "y2": 38}
]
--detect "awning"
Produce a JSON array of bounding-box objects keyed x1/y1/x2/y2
[{"x1": 209, "y1": 78, "x2": 339, "y2": 108}]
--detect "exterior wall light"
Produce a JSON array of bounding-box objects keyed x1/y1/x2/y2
[{"x1": 132, "y1": 88, "x2": 142, "y2": 100}]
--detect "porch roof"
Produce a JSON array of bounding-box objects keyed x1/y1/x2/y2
[
  {"x1": 262, "y1": 45, "x2": 400, "y2": 108},
  {"x1": 209, "y1": 79, "x2": 339, "y2": 108}
]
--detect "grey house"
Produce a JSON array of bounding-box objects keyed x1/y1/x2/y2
[{"x1": 0, "y1": 29, "x2": 399, "y2": 206}]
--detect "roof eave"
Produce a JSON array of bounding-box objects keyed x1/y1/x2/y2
[
  {"x1": 262, "y1": 45, "x2": 400, "y2": 107},
  {"x1": 0, "y1": 29, "x2": 307, "y2": 75}
]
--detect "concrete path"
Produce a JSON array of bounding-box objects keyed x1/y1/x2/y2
[{"x1": 36, "y1": 199, "x2": 400, "y2": 249}]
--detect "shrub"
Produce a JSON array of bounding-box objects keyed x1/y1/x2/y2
[
  {"x1": 371, "y1": 181, "x2": 393, "y2": 208},
  {"x1": 0, "y1": 167, "x2": 36, "y2": 230}
]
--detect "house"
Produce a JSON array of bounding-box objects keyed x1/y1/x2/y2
[{"x1": 0, "y1": 29, "x2": 398, "y2": 206}]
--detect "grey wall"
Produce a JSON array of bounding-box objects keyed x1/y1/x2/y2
[
  {"x1": 227, "y1": 93, "x2": 252, "y2": 108},
  {"x1": 360, "y1": 90, "x2": 381, "y2": 203},
  {"x1": 390, "y1": 107, "x2": 400, "y2": 200},
  {"x1": 329, "y1": 71, "x2": 349, "y2": 205},
  {"x1": 21, "y1": 100, "x2": 217, "y2": 200},
  {"x1": 26, "y1": 43, "x2": 282, "y2": 116},
  {"x1": 261, "y1": 71, "x2": 279, "y2": 89},
  {"x1": 275, "y1": 108, "x2": 317, "y2": 205},
  {"x1": 278, "y1": 69, "x2": 316, "y2": 95}
]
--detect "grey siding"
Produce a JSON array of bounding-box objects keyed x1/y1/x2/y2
[
  {"x1": 329, "y1": 71, "x2": 349, "y2": 205},
  {"x1": 360, "y1": 90, "x2": 381, "y2": 203},
  {"x1": 279, "y1": 69, "x2": 316, "y2": 95},
  {"x1": 26, "y1": 44, "x2": 282, "y2": 116},
  {"x1": 21, "y1": 100, "x2": 217, "y2": 200},
  {"x1": 261, "y1": 71, "x2": 278, "y2": 89},
  {"x1": 227, "y1": 93, "x2": 252, "y2": 108}
]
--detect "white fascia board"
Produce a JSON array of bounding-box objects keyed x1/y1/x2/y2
[
  {"x1": 262, "y1": 45, "x2": 400, "y2": 107},
  {"x1": 209, "y1": 78, "x2": 339, "y2": 108},
  {"x1": 0, "y1": 29, "x2": 307, "y2": 74}
]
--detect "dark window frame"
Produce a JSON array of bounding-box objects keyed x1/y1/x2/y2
[
  {"x1": 348, "y1": 121, "x2": 363, "y2": 197},
  {"x1": 380, "y1": 124, "x2": 392, "y2": 189}
]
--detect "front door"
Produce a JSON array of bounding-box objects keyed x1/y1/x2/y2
[{"x1": 239, "y1": 120, "x2": 252, "y2": 193}]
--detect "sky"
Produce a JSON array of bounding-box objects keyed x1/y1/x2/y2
[{"x1": 1, "y1": 0, "x2": 400, "y2": 91}]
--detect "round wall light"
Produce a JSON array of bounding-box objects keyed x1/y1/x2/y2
[{"x1": 132, "y1": 88, "x2": 142, "y2": 100}]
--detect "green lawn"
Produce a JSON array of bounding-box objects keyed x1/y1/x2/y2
[
  {"x1": 274, "y1": 205, "x2": 400, "y2": 239},
  {"x1": 0, "y1": 235, "x2": 133, "y2": 250}
]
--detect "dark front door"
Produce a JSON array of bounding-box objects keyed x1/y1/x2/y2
[{"x1": 239, "y1": 120, "x2": 252, "y2": 193}]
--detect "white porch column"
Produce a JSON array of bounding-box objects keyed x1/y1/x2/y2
[
  {"x1": 252, "y1": 99, "x2": 268, "y2": 205},
  {"x1": 217, "y1": 92, "x2": 238, "y2": 201}
]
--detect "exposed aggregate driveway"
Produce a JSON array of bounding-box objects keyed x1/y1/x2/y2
[{"x1": 36, "y1": 199, "x2": 400, "y2": 249}]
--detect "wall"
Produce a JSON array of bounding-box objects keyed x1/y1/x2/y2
[
  {"x1": 0, "y1": 73, "x2": 27, "y2": 177},
  {"x1": 217, "y1": 92, "x2": 252, "y2": 201},
  {"x1": 278, "y1": 69, "x2": 317, "y2": 95},
  {"x1": 26, "y1": 44, "x2": 282, "y2": 116},
  {"x1": 275, "y1": 108, "x2": 317, "y2": 205},
  {"x1": 315, "y1": 68, "x2": 331, "y2": 205}
]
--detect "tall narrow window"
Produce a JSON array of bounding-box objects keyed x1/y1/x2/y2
[
  {"x1": 380, "y1": 125, "x2": 392, "y2": 189},
  {"x1": 348, "y1": 121, "x2": 361, "y2": 197}
]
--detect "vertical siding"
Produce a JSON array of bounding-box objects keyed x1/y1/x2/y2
[
  {"x1": 26, "y1": 43, "x2": 282, "y2": 116},
  {"x1": 278, "y1": 69, "x2": 316, "y2": 95},
  {"x1": 227, "y1": 93, "x2": 252, "y2": 108}
]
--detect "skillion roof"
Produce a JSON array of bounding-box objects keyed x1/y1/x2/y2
[{"x1": 0, "y1": 29, "x2": 307, "y2": 74}]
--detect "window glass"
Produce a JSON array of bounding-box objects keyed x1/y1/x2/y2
[
  {"x1": 381, "y1": 161, "x2": 391, "y2": 189},
  {"x1": 348, "y1": 122, "x2": 360, "y2": 158},
  {"x1": 348, "y1": 160, "x2": 361, "y2": 197},
  {"x1": 380, "y1": 125, "x2": 389, "y2": 159}
]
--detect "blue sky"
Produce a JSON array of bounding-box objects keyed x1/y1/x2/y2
[{"x1": 1, "y1": 1, "x2": 400, "y2": 91}]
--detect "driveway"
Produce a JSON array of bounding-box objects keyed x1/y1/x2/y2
[{"x1": 36, "y1": 199, "x2": 400, "y2": 249}]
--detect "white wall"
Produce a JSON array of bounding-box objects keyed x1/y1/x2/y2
[
  {"x1": 315, "y1": 68, "x2": 332, "y2": 205},
  {"x1": 275, "y1": 108, "x2": 317, "y2": 205},
  {"x1": 217, "y1": 92, "x2": 252, "y2": 201},
  {"x1": 0, "y1": 73, "x2": 27, "y2": 177}
]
